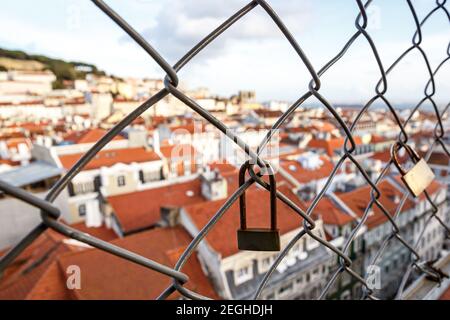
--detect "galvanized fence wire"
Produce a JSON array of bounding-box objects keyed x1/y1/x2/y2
[{"x1": 0, "y1": 0, "x2": 448, "y2": 300}]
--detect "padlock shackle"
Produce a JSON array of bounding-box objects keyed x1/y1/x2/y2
[
  {"x1": 268, "y1": 171, "x2": 277, "y2": 230},
  {"x1": 239, "y1": 161, "x2": 277, "y2": 231},
  {"x1": 390, "y1": 141, "x2": 421, "y2": 176},
  {"x1": 239, "y1": 161, "x2": 250, "y2": 230}
]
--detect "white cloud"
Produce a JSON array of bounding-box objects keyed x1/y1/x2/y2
[
  {"x1": 125, "y1": 0, "x2": 314, "y2": 63},
  {"x1": 0, "y1": 0, "x2": 448, "y2": 105},
  {"x1": 0, "y1": 13, "x2": 163, "y2": 79}
]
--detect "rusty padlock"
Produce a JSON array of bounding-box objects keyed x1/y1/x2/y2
[
  {"x1": 237, "y1": 161, "x2": 280, "y2": 251},
  {"x1": 391, "y1": 142, "x2": 435, "y2": 197}
]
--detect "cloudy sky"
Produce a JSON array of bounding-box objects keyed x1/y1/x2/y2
[{"x1": 0, "y1": 0, "x2": 449, "y2": 105}]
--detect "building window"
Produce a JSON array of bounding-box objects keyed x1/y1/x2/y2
[
  {"x1": 278, "y1": 282, "x2": 293, "y2": 296},
  {"x1": 78, "y1": 204, "x2": 86, "y2": 217},
  {"x1": 68, "y1": 182, "x2": 76, "y2": 196},
  {"x1": 235, "y1": 265, "x2": 252, "y2": 285},
  {"x1": 341, "y1": 290, "x2": 351, "y2": 300},
  {"x1": 265, "y1": 293, "x2": 275, "y2": 300},
  {"x1": 117, "y1": 175, "x2": 126, "y2": 187},
  {"x1": 332, "y1": 226, "x2": 338, "y2": 236},
  {"x1": 142, "y1": 170, "x2": 163, "y2": 183},
  {"x1": 72, "y1": 181, "x2": 95, "y2": 195},
  {"x1": 292, "y1": 243, "x2": 300, "y2": 254},
  {"x1": 184, "y1": 160, "x2": 191, "y2": 175},
  {"x1": 259, "y1": 256, "x2": 272, "y2": 273},
  {"x1": 94, "y1": 175, "x2": 102, "y2": 191}
]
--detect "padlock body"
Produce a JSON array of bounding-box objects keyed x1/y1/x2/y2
[
  {"x1": 402, "y1": 158, "x2": 435, "y2": 197},
  {"x1": 237, "y1": 228, "x2": 280, "y2": 251}
]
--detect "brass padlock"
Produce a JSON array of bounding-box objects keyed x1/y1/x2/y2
[
  {"x1": 391, "y1": 142, "x2": 435, "y2": 197},
  {"x1": 237, "y1": 161, "x2": 280, "y2": 251}
]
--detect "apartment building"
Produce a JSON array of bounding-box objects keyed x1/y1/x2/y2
[
  {"x1": 0, "y1": 161, "x2": 65, "y2": 249},
  {"x1": 178, "y1": 181, "x2": 332, "y2": 300},
  {"x1": 315, "y1": 178, "x2": 448, "y2": 299}
]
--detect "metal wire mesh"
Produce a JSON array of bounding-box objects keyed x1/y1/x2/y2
[{"x1": 0, "y1": 0, "x2": 449, "y2": 300}]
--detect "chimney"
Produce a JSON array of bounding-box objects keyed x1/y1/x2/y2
[
  {"x1": 298, "y1": 152, "x2": 323, "y2": 170},
  {"x1": 91, "y1": 92, "x2": 113, "y2": 121},
  {"x1": 128, "y1": 128, "x2": 148, "y2": 148},
  {"x1": 297, "y1": 186, "x2": 315, "y2": 202},
  {"x1": 160, "y1": 206, "x2": 180, "y2": 227},
  {"x1": 153, "y1": 130, "x2": 161, "y2": 153},
  {"x1": 200, "y1": 168, "x2": 228, "y2": 201}
]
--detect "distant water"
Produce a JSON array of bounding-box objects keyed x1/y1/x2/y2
[{"x1": 302, "y1": 102, "x2": 444, "y2": 111}]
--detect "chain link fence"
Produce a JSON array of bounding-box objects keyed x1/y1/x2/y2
[{"x1": 0, "y1": 0, "x2": 449, "y2": 300}]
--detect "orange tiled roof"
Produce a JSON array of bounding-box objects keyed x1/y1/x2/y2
[
  {"x1": 4, "y1": 137, "x2": 31, "y2": 149},
  {"x1": 70, "y1": 222, "x2": 118, "y2": 242},
  {"x1": 64, "y1": 97, "x2": 85, "y2": 105},
  {"x1": 371, "y1": 149, "x2": 409, "y2": 164},
  {"x1": 310, "y1": 121, "x2": 337, "y2": 133},
  {"x1": 439, "y1": 286, "x2": 450, "y2": 300},
  {"x1": 108, "y1": 179, "x2": 205, "y2": 233},
  {"x1": 183, "y1": 184, "x2": 306, "y2": 257},
  {"x1": 63, "y1": 128, "x2": 124, "y2": 144},
  {"x1": 0, "y1": 230, "x2": 84, "y2": 300},
  {"x1": 307, "y1": 136, "x2": 363, "y2": 157},
  {"x1": 25, "y1": 262, "x2": 72, "y2": 300},
  {"x1": 0, "y1": 158, "x2": 20, "y2": 166},
  {"x1": 0, "y1": 227, "x2": 219, "y2": 300},
  {"x1": 0, "y1": 131, "x2": 27, "y2": 140},
  {"x1": 169, "y1": 123, "x2": 206, "y2": 134},
  {"x1": 370, "y1": 134, "x2": 392, "y2": 144},
  {"x1": 336, "y1": 179, "x2": 438, "y2": 230},
  {"x1": 253, "y1": 109, "x2": 284, "y2": 118},
  {"x1": 280, "y1": 156, "x2": 336, "y2": 184},
  {"x1": 391, "y1": 176, "x2": 442, "y2": 202},
  {"x1": 7, "y1": 121, "x2": 49, "y2": 133},
  {"x1": 286, "y1": 127, "x2": 311, "y2": 134},
  {"x1": 311, "y1": 198, "x2": 356, "y2": 226},
  {"x1": 207, "y1": 161, "x2": 237, "y2": 175},
  {"x1": 56, "y1": 226, "x2": 219, "y2": 300},
  {"x1": 426, "y1": 152, "x2": 450, "y2": 166},
  {"x1": 159, "y1": 144, "x2": 197, "y2": 160},
  {"x1": 58, "y1": 147, "x2": 161, "y2": 170}
]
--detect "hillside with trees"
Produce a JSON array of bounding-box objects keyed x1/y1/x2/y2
[{"x1": 0, "y1": 48, "x2": 106, "y2": 89}]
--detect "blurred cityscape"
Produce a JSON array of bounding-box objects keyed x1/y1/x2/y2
[{"x1": 0, "y1": 48, "x2": 448, "y2": 300}]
